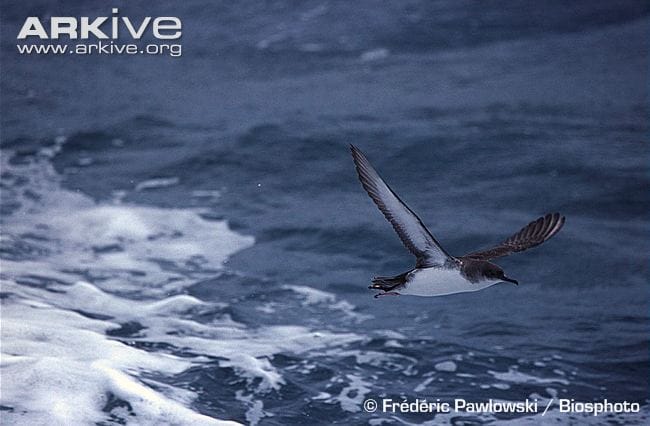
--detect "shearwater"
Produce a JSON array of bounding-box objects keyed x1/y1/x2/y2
[{"x1": 350, "y1": 145, "x2": 565, "y2": 298}]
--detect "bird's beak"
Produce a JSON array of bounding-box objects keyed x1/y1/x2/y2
[{"x1": 502, "y1": 276, "x2": 519, "y2": 285}]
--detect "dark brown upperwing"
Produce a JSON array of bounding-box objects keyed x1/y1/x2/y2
[{"x1": 463, "y1": 213, "x2": 565, "y2": 260}]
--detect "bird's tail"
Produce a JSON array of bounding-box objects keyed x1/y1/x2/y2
[{"x1": 370, "y1": 272, "x2": 409, "y2": 289}]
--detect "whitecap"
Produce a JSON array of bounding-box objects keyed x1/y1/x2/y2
[
  {"x1": 488, "y1": 367, "x2": 570, "y2": 385},
  {"x1": 135, "y1": 177, "x2": 180, "y2": 191},
  {"x1": 434, "y1": 361, "x2": 458, "y2": 372}
]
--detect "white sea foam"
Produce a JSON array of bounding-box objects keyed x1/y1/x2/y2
[
  {"x1": 488, "y1": 367, "x2": 570, "y2": 386},
  {"x1": 434, "y1": 361, "x2": 457, "y2": 372},
  {"x1": 1, "y1": 151, "x2": 364, "y2": 424},
  {"x1": 5, "y1": 202, "x2": 252, "y2": 295},
  {"x1": 283, "y1": 284, "x2": 336, "y2": 305},
  {"x1": 3, "y1": 154, "x2": 253, "y2": 296},
  {"x1": 414, "y1": 377, "x2": 435, "y2": 392},
  {"x1": 191, "y1": 189, "x2": 222, "y2": 200},
  {"x1": 0, "y1": 293, "x2": 236, "y2": 426},
  {"x1": 234, "y1": 391, "x2": 270, "y2": 426},
  {"x1": 283, "y1": 285, "x2": 372, "y2": 322},
  {"x1": 135, "y1": 177, "x2": 180, "y2": 191},
  {"x1": 325, "y1": 349, "x2": 417, "y2": 372},
  {"x1": 0, "y1": 151, "x2": 250, "y2": 424},
  {"x1": 331, "y1": 374, "x2": 373, "y2": 413},
  {"x1": 1, "y1": 277, "x2": 362, "y2": 424},
  {"x1": 220, "y1": 355, "x2": 286, "y2": 392}
]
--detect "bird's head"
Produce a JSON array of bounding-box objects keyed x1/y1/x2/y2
[{"x1": 482, "y1": 263, "x2": 519, "y2": 285}]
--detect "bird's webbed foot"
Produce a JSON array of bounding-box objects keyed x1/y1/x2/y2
[
  {"x1": 369, "y1": 282, "x2": 400, "y2": 292},
  {"x1": 373, "y1": 291, "x2": 400, "y2": 298}
]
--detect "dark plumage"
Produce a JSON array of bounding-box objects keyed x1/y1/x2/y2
[{"x1": 462, "y1": 213, "x2": 565, "y2": 260}]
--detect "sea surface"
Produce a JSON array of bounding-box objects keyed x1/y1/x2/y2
[{"x1": 1, "y1": 1, "x2": 649, "y2": 425}]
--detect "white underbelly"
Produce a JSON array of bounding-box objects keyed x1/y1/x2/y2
[{"x1": 401, "y1": 268, "x2": 496, "y2": 297}]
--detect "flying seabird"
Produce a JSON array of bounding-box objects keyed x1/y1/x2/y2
[{"x1": 350, "y1": 144, "x2": 565, "y2": 298}]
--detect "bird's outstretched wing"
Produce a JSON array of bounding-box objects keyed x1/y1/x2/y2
[
  {"x1": 463, "y1": 213, "x2": 565, "y2": 260},
  {"x1": 350, "y1": 144, "x2": 453, "y2": 267}
]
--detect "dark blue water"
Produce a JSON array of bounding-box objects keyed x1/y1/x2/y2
[{"x1": 1, "y1": 1, "x2": 649, "y2": 425}]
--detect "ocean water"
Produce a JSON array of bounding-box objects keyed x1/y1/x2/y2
[{"x1": 1, "y1": 1, "x2": 649, "y2": 425}]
